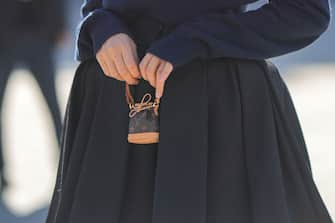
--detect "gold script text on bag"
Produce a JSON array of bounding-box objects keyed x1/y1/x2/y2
[{"x1": 125, "y1": 83, "x2": 160, "y2": 144}]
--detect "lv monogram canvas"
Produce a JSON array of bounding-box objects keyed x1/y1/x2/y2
[{"x1": 125, "y1": 83, "x2": 160, "y2": 144}]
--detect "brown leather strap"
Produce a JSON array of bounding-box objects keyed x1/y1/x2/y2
[
  {"x1": 125, "y1": 82, "x2": 160, "y2": 115},
  {"x1": 125, "y1": 82, "x2": 135, "y2": 107}
]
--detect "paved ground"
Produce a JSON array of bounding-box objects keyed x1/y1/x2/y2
[{"x1": 0, "y1": 63, "x2": 334, "y2": 221}]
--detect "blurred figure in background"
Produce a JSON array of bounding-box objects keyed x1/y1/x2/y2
[{"x1": 0, "y1": 0, "x2": 65, "y2": 195}]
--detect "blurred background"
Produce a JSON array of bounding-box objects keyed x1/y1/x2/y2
[{"x1": 0, "y1": 0, "x2": 334, "y2": 222}]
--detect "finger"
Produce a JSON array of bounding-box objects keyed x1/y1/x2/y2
[
  {"x1": 139, "y1": 54, "x2": 153, "y2": 81},
  {"x1": 146, "y1": 56, "x2": 161, "y2": 88},
  {"x1": 112, "y1": 51, "x2": 138, "y2": 85},
  {"x1": 122, "y1": 43, "x2": 141, "y2": 79},
  {"x1": 108, "y1": 59, "x2": 124, "y2": 81},
  {"x1": 101, "y1": 53, "x2": 123, "y2": 81}
]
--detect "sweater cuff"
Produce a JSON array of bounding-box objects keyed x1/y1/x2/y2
[
  {"x1": 145, "y1": 31, "x2": 210, "y2": 69},
  {"x1": 76, "y1": 9, "x2": 133, "y2": 61}
]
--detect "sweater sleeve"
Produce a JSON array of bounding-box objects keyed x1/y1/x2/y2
[
  {"x1": 146, "y1": 0, "x2": 331, "y2": 68},
  {"x1": 76, "y1": 0, "x2": 134, "y2": 61}
]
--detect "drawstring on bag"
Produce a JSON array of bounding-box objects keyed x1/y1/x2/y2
[{"x1": 125, "y1": 82, "x2": 160, "y2": 144}]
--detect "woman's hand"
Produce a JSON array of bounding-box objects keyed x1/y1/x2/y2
[
  {"x1": 139, "y1": 53, "x2": 174, "y2": 99},
  {"x1": 96, "y1": 33, "x2": 141, "y2": 85}
]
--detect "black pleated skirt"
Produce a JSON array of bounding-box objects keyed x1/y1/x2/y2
[
  {"x1": 46, "y1": 16, "x2": 333, "y2": 223},
  {"x1": 45, "y1": 57, "x2": 333, "y2": 223}
]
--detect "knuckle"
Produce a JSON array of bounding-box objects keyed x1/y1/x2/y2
[
  {"x1": 120, "y1": 69, "x2": 129, "y2": 77},
  {"x1": 157, "y1": 67, "x2": 165, "y2": 74},
  {"x1": 147, "y1": 69, "x2": 155, "y2": 77},
  {"x1": 146, "y1": 69, "x2": 154, "y2": 76},
  {"x1": 139, "y1": 58, "x2": 147, "y2": 68},
  {"x1": 115, "y1": 63, "x2": 126, "y2": 72},
  {"x1": 139, "y1": 62, "x2": 146, "y2": 70},
  {"x1": 117, "y1": 63, "x2": 127, "y2": 70},
  {"x1": 145, "y1": 71, "x2": 152, "y2": 78},
  {"x1": 128, "y1": 65, "x2": 138, "y2": 72}
]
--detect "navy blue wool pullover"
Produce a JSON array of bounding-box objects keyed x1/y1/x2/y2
[{"x1": 76, "y1": 0, "x2": 331, "y2": 68}]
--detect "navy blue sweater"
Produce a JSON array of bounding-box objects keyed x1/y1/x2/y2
[{"x1": 76, "y1": 0, "x2": 331, "y2": 68}]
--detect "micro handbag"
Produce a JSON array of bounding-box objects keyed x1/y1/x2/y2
[{"x1": 125, "y1": 82, "x2": 160, "y2": 144}]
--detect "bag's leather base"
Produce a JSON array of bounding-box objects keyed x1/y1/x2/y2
[{"x1": 128, "y1": 132, "x2": 159, "y2": 144}]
